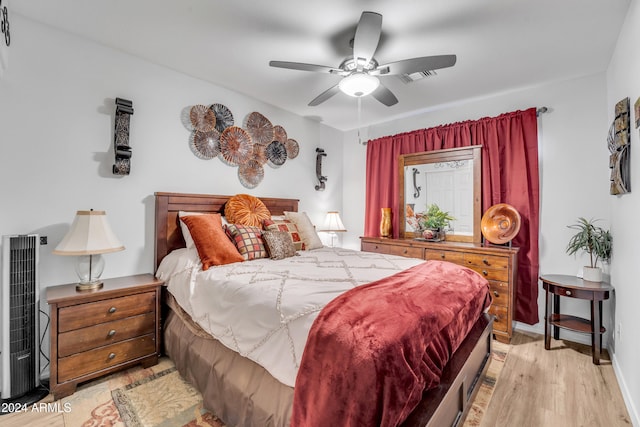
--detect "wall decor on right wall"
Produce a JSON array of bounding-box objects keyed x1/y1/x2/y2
[{"x1": 608, "y1": 97, "x2": 631, "y2": 195}]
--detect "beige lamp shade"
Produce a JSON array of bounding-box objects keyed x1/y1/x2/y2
[
  {"x1": 53, "y1": 210, "x2": 125, "y2": 255},
  {"x1": 319, "y1": 211, "x2": 347, "y2": 232},
  {"x1": 53, "y1": 210, "x2": 124, "y2": 291}
]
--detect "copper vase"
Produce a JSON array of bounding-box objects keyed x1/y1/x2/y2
[{"x1": 380, "y1": 208, "x2": 392, "y2": 237}]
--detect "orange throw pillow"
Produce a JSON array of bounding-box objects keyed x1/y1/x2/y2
[
  {"x1": 181, "y1": 214, "x2": 243, "y2": 270},
  {"x1": 225, "y1": 194, "x2": 271, "y2": 227}
]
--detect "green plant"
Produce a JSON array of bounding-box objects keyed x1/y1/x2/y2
[
  {"x1": 566, "y1": 217, "x2": 612, "y2": 268},
  {"x1": 419, "y1": 204, "x2": 455, "y2": 230}
]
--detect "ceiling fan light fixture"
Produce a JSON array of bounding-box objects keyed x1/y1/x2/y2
[{"x1": 339, "y1": 73, "x2": 380, "y2": 97}]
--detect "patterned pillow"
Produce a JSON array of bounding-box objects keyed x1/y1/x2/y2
[
  {"x1": 262, "y1": 230, "x2": 297, "y2": 260},
  {"x1": 225, "y1": 194, "x2": 271, "y2": 227},
  {"x1": 284, "y1": 211, "x2": 323, "y2": 250},
  {"x1": 224, "y1": 224, "x2": 268, "y2": 261},
  {"x1": 263, "y1": 219, "x2": 305, "y2": 251}
]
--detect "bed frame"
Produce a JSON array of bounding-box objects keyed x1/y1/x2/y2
[{"x1": 154, "y1": 191, "x2": 493, "y2": 427}]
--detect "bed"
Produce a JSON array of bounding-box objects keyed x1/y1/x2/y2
[{"x1": 154, "y1": 192, "x2": 493, "y2": 427}]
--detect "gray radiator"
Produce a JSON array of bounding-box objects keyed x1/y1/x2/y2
[{"x1": 1, "y1": 235, "x2": 41, "y2": 400}]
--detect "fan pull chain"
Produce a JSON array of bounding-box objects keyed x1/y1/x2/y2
[{"x1": 357, "y1": 97, "x2": 365, "y2": 145}]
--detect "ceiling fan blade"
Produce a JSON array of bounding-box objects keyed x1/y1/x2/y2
[
  {"x1": 353, "y1": 12, "x2": 382, "y2": 68},
  {"x1": 378, "y1": 55, "x2": 457, "y2": 75},
  {"x1": 308, "y1": 84, "x2": 341, "y2": 106},
  {"x1": 371, "y1": 83, "x2": 398, "y2": 106},
  {"x1": 269, "y1": 61, "x2": 342, "y2": 74}
]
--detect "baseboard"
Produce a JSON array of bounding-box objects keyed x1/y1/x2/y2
[
  {"x1": 514, "y1": 321, "x2": 605, "y2": 347},
  {"x1": 611, "y1": 352, "x2": 640, "y2": 427}
]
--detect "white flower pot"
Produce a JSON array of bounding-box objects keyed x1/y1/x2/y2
[{"x1": 582, "y1": 266, "x2": 602, "y2": 282}]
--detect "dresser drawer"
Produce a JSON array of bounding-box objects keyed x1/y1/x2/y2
[
  {"x1": 464, "y1": 253, "x2": 509, "y2": 269},
  {"x1": 58, "y1": 312, "x2": 156, "y2": 357},
  {"x1": 424, "y1": 249, "x2": 465, "y2": 264},
  {"x1": 488, "y1": 305, "x2": 509, "y2": 332},
  {"x1": 387, "y1": 245, "x2": 423, "y2": 259},
  {"x1": 57, "y1": 333, "x2": 156, "y2": 382},
  {"x1": 361, "y1": 241, "x2": 389, "y2": 254},
  {"x1": 468, "y1": 266, "x2": 509, "y2": 282},
  {"x1": 488, "y1": 281, "x2": 509, "y2": 306},
  {"x1": 58, "y1": 292, "x2": 156, "y2": 332}
]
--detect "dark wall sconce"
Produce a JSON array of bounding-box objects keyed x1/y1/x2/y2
[
  {"x1": 315, "y1": 148, "x2": 327, "y2": 191},
  {"x1": 112, "y1": 98, "x2": 134, "y2": 175}
]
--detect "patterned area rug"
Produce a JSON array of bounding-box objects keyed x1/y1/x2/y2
[
  {"x1": 463, "y1": 339, "x2": 511, "y2": 426},
  {"x1": 62, "y1": 341, "x2": 509, "y2": 427}
]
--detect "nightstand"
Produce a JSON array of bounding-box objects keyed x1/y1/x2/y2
[
  {"x1": 47, "y1": 274, "x2": 163, "y2": 400},
  {"x1": 540, "y1": 274, "x2": 613, "y2": 365}
]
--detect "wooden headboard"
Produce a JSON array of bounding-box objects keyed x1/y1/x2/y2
[{"x1": 154, "y1": 192, "x2": 299, "y2": 270}]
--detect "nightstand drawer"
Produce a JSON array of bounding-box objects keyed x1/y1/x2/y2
[
  {"x1": 58, "y1": 291, "x2": 156, "y2": 332},
  {"x1": 58, "y1": 312, "x2": 156, "y2": 357},
  {"x1": 57, "y1": 333, "x2": 156, "y2": 382}
]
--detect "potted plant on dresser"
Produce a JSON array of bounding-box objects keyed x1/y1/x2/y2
[
  {"x1": 419, "y1": 204, "x2": 455, "y2": 241},
  {"x1": 565, "y1": 217, "x2": 612, "y2": 282}
]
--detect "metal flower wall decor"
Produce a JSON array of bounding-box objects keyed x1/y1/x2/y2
[{"x1": 185, "y1": 103, "x2": 299, "y2": 188}]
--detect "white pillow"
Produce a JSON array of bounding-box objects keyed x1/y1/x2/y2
[
  {"x1": 284, "y1": 211, "x2": 323, "y2": 250},
  {"x1": 178, "y1": 211, "x2": 229, "y2": 249},
  {"x1": 178, "y1": 211, "x2": 203, "y2": 249}
]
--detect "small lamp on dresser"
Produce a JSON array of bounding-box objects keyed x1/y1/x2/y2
[
  {"x1": 53, "y1": 209, "x2": 124, "y2": 291},
  {"x1": 319, "y1": 211, "x2": 346, "y2": 248}
]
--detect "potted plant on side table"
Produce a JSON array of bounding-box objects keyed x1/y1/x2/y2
[{"x1": 565, "y1": 217, "x2": 612, "y2": 282}]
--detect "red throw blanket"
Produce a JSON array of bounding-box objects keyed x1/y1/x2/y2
[{"x1": 291, "y1": 260, "x2": 491, "y2": 427}]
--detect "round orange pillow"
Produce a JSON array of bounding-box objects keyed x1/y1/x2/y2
[{"x1": 225, "y1": 194, "x2": 271, "y2": 227}]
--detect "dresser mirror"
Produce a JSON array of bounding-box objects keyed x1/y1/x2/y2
[{"x1": 399, "y1": 146, "x2": 482, "y2": 242}]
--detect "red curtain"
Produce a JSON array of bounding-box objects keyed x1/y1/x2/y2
[{"x1": 364, "y1": 108, "x2": 540, "y2": 325}]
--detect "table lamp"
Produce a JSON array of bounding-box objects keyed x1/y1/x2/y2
[
  {"x1": 53, "y1": 210, "x2": 125, "y2": 291},
  {"x1": 319, "y1": 211, "x2": 346, "y2": 248}
]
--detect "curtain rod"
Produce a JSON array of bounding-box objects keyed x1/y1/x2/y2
[{"x1": 536, "y1": 106, "x2": 548, "y2": 116}]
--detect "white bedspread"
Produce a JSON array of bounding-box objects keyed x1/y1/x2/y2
[{"x1": 156, "y1": 246, "x2": 424, "y2": 387}]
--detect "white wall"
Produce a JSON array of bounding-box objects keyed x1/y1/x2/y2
[
  {"x1": 0, "y1": 15, "x2": 343, "y2": 373},
  {"x1": 606, "y1": 0, "x2": 640, "y2": 424}
]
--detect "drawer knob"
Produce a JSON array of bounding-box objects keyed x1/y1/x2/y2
[
  {"x1": 493, "y1": 290, "x2": 499, "y2": 297},
  {"x1": 107, "y1": 329, "x2": 116, "y2": 337},
  {"x1": 483, "y1": 259, "x2": 490, "y2": 266},
  {"x1": 482, "y1": 270, "x2": 488, "y2": 276},
  {"x1": 404, "y1": 249, "x2": 408, "y2": 254},
  {"x1": 108, "y1": 353, "x2": 116, "y2": 360},
  {"x1": 108, "y1": 307, "x2": 117, "y2": 314},
  {"x1": 566, "y1": 290, "x2": 572, "y2": 296},
  {"x1": 440, "y1": 254, "x2": 445, "y2": 259}
]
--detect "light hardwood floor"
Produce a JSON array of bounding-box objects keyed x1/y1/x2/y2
[
  {"x1": 0, "y1": 331, "x2": 632, "y2": 427},
  {"x1": 480, "y1": 331, "x2": 632, "y2": 427}
]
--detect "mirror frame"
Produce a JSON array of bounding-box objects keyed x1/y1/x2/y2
[{"x1": 398, "y1": 146, "x2": 482, "y2": 243}]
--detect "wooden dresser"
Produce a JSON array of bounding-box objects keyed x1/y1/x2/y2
[
  {"x1": 361, "y1": 237, "x2": 518, "y2": 343},
  {"x1": 47, "y1": 274, "x2": 162, "y2": 399}
]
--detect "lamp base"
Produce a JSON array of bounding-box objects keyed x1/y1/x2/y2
[{"x1": 76, "y1": 280, "x2": 104, "y2": 292}]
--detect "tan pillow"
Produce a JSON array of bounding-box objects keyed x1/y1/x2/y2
[
  {"x1": 284, "y1": 211, "x2": 323, "y2": 250},
  {"x1": 262, "y1": 230, "x2": 297, "y2": 260},
  {"x1": 181, "y1": 214, "x2": 244, "y2": 270},
  {"x1": 225, "y1": 194, "x2": 271, "y2": 227}
]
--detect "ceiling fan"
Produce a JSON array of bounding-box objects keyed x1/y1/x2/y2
[{"x1": 269, "y1": 11, "x2": 456, "y2": 107}]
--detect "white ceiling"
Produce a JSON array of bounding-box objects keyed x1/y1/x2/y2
[{"x1": 13, "y1": 0, "x2": 631, "y2": 131}]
